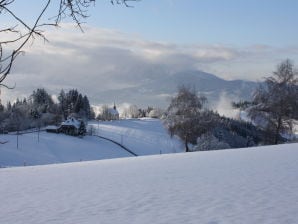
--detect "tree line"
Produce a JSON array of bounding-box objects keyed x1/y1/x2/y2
[
  {"x1": 97, "y1": 105, "x2": 163, "y2": 121},
  {"x1": 0, "y1": 88, "x2": 95, "y2": 132}
]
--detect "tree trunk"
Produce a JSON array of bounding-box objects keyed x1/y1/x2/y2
[
  {"x1": 17, "y1": 130, "x2": 19, "y2": 149},
  {"x1": 274, "y1": 117, "x2": 282, "y2": 145},
  {"x1": 185, "y1": 136, "x2": 189, "y2": 152}
]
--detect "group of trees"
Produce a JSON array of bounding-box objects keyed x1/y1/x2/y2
[
  {"x1": 0, "y1": 88, "x2": 94, "y2": 132},
  {"x1": 120, "y1": 106, "x2": 163, "y2": 119},
  {"x1": 96, "y1": 104, "x2": 164, "y2": 121},
  {"x1": 164, "y1": 86, "x2": 263, "y2": 152},
  {"x1": 58, "y1": 89, "x2": 94, "y2": 120},
  {"x1": 165, "y1": 59, "x2": 297, "y2": 151}
]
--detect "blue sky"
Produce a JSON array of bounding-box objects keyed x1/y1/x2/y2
[
  {"x1": 86, "y1": 0, "x2": 298, "y2": 46},
  {"x1": 7, "y1": 0, "x2": 298, "y2": 46}
]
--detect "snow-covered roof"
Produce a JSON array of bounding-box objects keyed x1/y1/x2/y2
[
  {"x1": 61, "y1": 117, "x2": 81, "y2": 129},
  {"x1": 45, "y1": 125, "x2": 59, "y2": 130},
  {"x1": 108, "y1": 108, "x2": 119, "y2": 115}
]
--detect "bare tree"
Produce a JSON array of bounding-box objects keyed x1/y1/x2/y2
[
  {"x1": 123, "y1": 104, "x2": 139, "y2": 118},
  {"x1": 165, "y1": 85, "x2": 213, "y2": 152},
  {"x1": 249, "y1": 59, "x2": 298, "y2": 144},
  {"x1": 0, "y1": 0, "x2": 139, "y2": 88}
]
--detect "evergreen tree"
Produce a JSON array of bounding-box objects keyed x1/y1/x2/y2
[
  {"x1": 78, "y1": 120, "x2": 87, "y2": 136},
  {"x1": 58, "y1": 89, "x2": 68, "y2": 119},
  {"x1": 0, "y1": 88, "x2": 95, "y2": 132},
  {"x1": 82, "y1": 95, "x2": 94, "y2": 119},
  {"x1": 31, "y1": 88, "x2": 53, "y2": 113},
  {"x1": 74, "y1": 94, "x2": 84, "y2": 113}
]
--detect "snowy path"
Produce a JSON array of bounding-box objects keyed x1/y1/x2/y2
[{"x1": 1, "y1": 143, "x2": 298, "y2": 224}]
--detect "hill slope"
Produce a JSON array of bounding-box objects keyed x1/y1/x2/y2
[
  {"x1": 0, "y1": 118, "x2": 182, "y2": 167},
  {"x1": 0, "y1": 133, "x2": 132, "y2": 167},
  {"x1": 1, "y1": 143, "x2": 298, "y2": 224},
  {"x1": 89, "y1": 118, "x2": 183, "y2": 156}
]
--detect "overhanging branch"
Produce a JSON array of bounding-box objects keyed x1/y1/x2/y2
[{"x1": 0, "y1": 0, "x2": 140, "y2": 88}]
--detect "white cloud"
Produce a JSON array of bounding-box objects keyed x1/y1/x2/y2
[{"x1": 2, "y1": 24, "x2": 298, "y2": 107}]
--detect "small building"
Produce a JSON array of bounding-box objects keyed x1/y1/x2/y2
[
  {"x1": 46, "y1": 117, "x2": 86, "y2": 136},
  {"x1": 45, "y1": 125, "x2": 59, "y2": 133},
  {"x1": 100, "y1": 103, "x2": 119, "y2": 121},
  {"x1": 59, "y1": 117, "x2": 86, "y2": 136},
  {"x1": 107, "y1": 104, "x2": 119, "y2": 120}
]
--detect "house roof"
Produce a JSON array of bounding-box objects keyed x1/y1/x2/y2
[{"x1": 61, "y1": 117, "x2": 81, "y2": 129}]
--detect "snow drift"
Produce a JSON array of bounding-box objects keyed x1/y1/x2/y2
[{"x1": 1, "y1": 143, "x2": 298, "y2": 224}]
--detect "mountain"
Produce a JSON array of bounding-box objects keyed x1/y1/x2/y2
[{"x1": 90, "y1": 70, "x2": 258, "y2": 108}]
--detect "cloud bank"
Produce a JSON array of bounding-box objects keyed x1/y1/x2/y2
[{"x1": 2, "y1": 24, "x2": 298, "y2": 107}]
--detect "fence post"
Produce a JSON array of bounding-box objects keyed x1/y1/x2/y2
[{"x1": 17, "y1": 131, "x2": 19, "y2": 149}]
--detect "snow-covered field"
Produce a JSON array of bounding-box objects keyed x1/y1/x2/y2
[
  {"x1": 88, "y1": 118, "x2": 183, "y2": 156},
  {"x1": 0, "y1": 118, "x2": 182, "y2": 167},
  {"x1": 0, "y1": 132, "x2": 132, "y2": 167},
  {"x1": 1, "y1": 143, "x2": 297, "y2": 224},
  {"x1": 1, "y1": 118, "x2": 298, "y2": 223}
]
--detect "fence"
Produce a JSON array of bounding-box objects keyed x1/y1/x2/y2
[{"x1": 88, "y1": 123, "x2": 181, "y2": 156}]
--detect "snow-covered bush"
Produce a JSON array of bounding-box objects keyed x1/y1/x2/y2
[{"x1": 193, "y1": 133, "x2": 230, "y2": 151}]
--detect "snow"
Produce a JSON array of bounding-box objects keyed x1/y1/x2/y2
[
  {"x1": 89, "y1": 118, "x2": 183, "y2": 155},
  {"x1": 45, "y1": 125, "x2": 59, "y2": 130},
  {"x1": 1, "y1": 118, "x2": 297, "y2": 223},
  {"x1": 0, "y1": 118, "x2": 182, "y2": 167},
  {"x1": 107, "y1": 107, "x2": 119, "y2": 116},
  {"x1": 0, "y1": 132, "x2": 132, "y2": 167},
  {"x1": 1, "y1": 143, "x2": 298, "y2": 224},
  {"x1": 61, "y1": 117, "x2": 81, "y2": 129}
]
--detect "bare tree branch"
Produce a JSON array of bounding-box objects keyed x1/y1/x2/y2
[{"x1": 0, "y1": 0, "x2": 139, "y2": 88}]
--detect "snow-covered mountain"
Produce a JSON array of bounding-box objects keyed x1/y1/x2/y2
[
  {"x1": 1, "y1": 143, "x2": 297, "y2": 224},
  {"x1": 90, "y1": 70, "x2": 258, "y2": 108}
]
